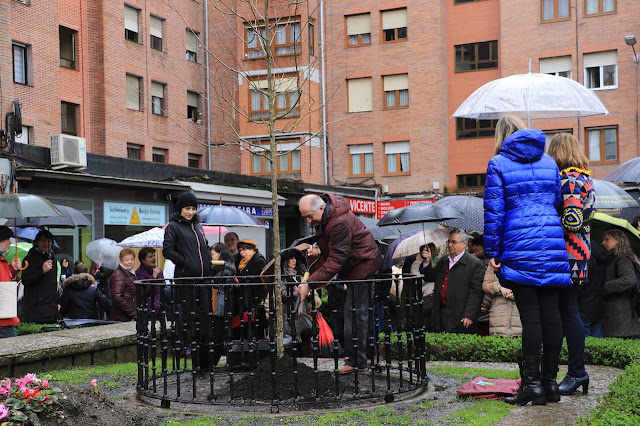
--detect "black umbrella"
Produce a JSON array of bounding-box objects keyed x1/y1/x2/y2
[
  {"x1": 592, "y1": 179, "x2": 639, "y2": 209},
  {"x1": 377, "y1": 203, "x2": 461, "y2": 226},
  {"x1": 12, "y1": 204, "x2": 91, "y2": 228},
  {"x1": 358, "y1": 217, "x2": 395, "y2": 240},
  {"x1": 604, "y1": 157, "x2": 640, "y2": 183}
]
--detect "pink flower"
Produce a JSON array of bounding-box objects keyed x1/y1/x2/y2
[
  {"x1": 91, "y1": 379, "x2": 97, "y2": 387},
  {"x1": 0, "y1": 404, "x2": 8, "y2": 420},
  {"x1": 42, "y1": 379, "x2": 49, "y2": 388},
  {"x1": 0, "y1": 380, "x2": 9, "y2": 395}
]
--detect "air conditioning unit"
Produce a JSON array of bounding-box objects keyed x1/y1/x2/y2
[{"x1": 50, "y1": 134, "x2": 87, "y2": 170}]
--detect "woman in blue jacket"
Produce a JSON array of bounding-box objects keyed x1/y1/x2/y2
[{"x1": 484, "y1": 115, "x2": 572, "y2": 406}]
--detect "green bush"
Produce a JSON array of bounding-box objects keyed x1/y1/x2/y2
[{"x1": 15, "y1": 323, "x2": 59, "y2": 336}]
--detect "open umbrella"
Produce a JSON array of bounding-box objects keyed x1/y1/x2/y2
[
  {"x1": 119, "y1": 227, "x2": 165, "y2": 248},
  {"x1": 591, "y1": 212, "x2": 640, "y2": 254},
  {"x1": 392, "y1": 228, "x2": 451, "y2": 260},
  {"x1": 604, "y1": 157, "x2": 640, "y2": 183},
  {"x1": 16, "y1": 227, "x2": 60, "y2": 248},
  {"x1": 11, "y1": 204, "x2": 91, "y2": 228},
  {"x1": 452, "y1": 72, "x2": 608, "y2": 126},
  {"x1": 381, "y1": 228, "x2": 422, "y2": 270},
  {"x1": 434, "y1": 196, "x2": 484, "y2": 232},
  {"x1": 4, "y1": 241, "x2": 32, "y2": 264},
  {"x1": 198, "y1": 205, "x2": 261, "y2": 226},
  {"x1": 358, "y1": 217, "x2": 395, "y2": 240},
  {"x1": 592, "y1": 179, "x2": 639, "y2": 209},
  {"x1": 86, "y1": 238, "x2": 122, "y2": 270},
  {"x1": 377, "y1": 203, "x2": 461, "y2": 226}
]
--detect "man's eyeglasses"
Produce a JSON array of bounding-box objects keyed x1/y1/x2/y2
[{"x1": 446, "y1": 240, "x2": 463, "y2": 245}]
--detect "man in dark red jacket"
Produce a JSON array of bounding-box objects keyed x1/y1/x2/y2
[
  {"x1": 0, "y1": 226, "x2": 22, "y2": 338},
  {"x1": 298, "y1": 193, "x2": 382, "y2": 374}
]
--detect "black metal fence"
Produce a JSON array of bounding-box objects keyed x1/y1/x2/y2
[{"x1": 135, "y1": 274, "x2": 428, "y2": 408}]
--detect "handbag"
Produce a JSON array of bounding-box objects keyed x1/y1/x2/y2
[
  {"x1": 296, "y1": 311, "x2": 313, "y2": 337},
  {"x1": 0, "y1": 281, "x2": 18, "y2": 319}
]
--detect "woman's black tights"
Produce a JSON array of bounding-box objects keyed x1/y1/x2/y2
[{"x1": 510, "y1": 282, "x2": 562, "y2": 358}]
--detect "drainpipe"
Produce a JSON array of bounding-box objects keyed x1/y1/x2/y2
[
  {"x1": 205, "y1": 0, "x2": 212, "y2": 170},
  {"x1": 320, "y1": 0, "x2": 328, "y2": 185}
]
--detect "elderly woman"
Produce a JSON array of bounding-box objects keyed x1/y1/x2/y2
[
  {"x1": 135, "y1": 247, "x2": 164, "y2": 318},
  {"x1": 109, "y1": 248, "x2": 137, "y2": 321},
  {"x1": 232, "y1": 239, "x2": 267, "y2": 338},
  {"x1": 484, "y1": 115, "x2": 572, "y2": 406}
]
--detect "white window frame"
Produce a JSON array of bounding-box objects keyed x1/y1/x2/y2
[{"x1": 584, "y1": 51, "x2": 617, "y2": 90}]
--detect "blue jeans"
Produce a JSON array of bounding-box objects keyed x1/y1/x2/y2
[
  {"x1": 558, "y1": 286, "x2": 587, "y2": 378},
  {"x1": 583, "y1": 321, "x2": 603, "y2": 338},
  {"x1": 0, "y1": 325, "x2": 17, "y2": 338}
]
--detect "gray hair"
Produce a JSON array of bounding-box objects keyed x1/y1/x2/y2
[
  {"x1": 299, "y1": 194, "x2": 326, "y2": 211},
  {"x1": 449, "y1": 229, "x2": 469, "y2": 243}
]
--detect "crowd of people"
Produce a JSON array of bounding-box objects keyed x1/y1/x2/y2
[{"x1": 1, "y1": 118, "x2": 640, "y2": 406}]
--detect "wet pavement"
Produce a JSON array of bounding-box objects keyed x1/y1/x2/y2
[{"x1": 426, "y1": 361, "x2": 621, "y2": 425}]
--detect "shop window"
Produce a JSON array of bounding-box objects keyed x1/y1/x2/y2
[
  {"x1": 127, "y1": 143, "x2": 142, "y2": 160},
  {"x1": 586, "y1": 126, "x2": 617, "y2": 163},
  {"x1": 381, "y1": 9, "x2": 407, "y2": 43},
  {"x1": 456, "y1": 118, "x2": 497, "y2": 139},
  {"x1": 126, "y1": 74, "x2": 141, "y2": 110},
  {"x1": 584, "y1": 51, "x2": 617, "y2": 89},
  {"x1": 347, "y1": 78, "x2": 373, "y2": 112},
  {"x1": 188, "y1": 153, "x2": 201, "y2": 168},
  {"x1": 455, "y1": 41, "x2": 498, "y2": 72},
  {"x1": 383, "y1": 74, "x2": 409, "y2": 109},
  {"x1": 59, "y1": 26, "x2": 77, "y2": 69},
  {"x1": 349, "y1": 144, "x2": 374, "y2": 177},
  {"x1": 61, "y1": 102, "x2": 78, "y2": 136},
  {"x1": 150, "y1": 15, "x2": 164, "y2": 51},
  {"x1": 540, "y1": 56, "x2": 572, "y2": 78},
  {"x1": 152, "y1": 147, "x2": 166, "y2": 163},
  {"x1": 457, "y1": 173, "x2": 486, "y2": 189},
  {"x1": 540, "y1": 0, "x2": 570, "y2": 22},
  {"x1": 385, "y1": 141, "x2": 410, "y2": 175},
  {"x1": 346, "y1": 14, "x2": 371, "y2": 47},
  {"x1": 124, "y1": 5, "x2": 140, "y2": 43}
]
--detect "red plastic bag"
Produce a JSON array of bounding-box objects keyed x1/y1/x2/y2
[
  {"x1": 457, "y1": 377, "x2": 521, "y2": 400},
  {"x1": 316, "y1": 312, "x2": 343, "y2": 357}
]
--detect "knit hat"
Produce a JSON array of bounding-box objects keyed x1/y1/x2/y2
[
  {"x1": 176, "y1": 192, "x2": 198, "y2": 212},
  {"x1": 0, "y1": 226, "x2": 13, "y2": 241}
]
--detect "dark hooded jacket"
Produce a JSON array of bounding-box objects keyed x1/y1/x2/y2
[
  {"x1": 109, "y1": 265, "x2": 137, "y2": 321},
  {"x1": 308, "y1": 193, "x2": 383, "y2": 283},
  {"x1": 21, "y1": 246, "x2": 59, "y2": 323},
  {"x1": 60, "y1": 273, "x2": 111, "y2": 319},
  {"x1": 163, "y1": 213, "x2": 212, "y2": 280},
  {"x1": 578, "y1": 241, "x2": 610, "y2": 324}
]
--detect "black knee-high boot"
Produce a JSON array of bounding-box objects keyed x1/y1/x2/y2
[
  {"x1": 541, "y1": 352, "x2": 561, "y2": 403},
  {"x1": 505, "y1": 355, "x2": 547, "y2": 406}
]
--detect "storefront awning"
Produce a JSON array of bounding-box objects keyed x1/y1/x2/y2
[{"x1": 178, "y1": 181, "x2": 286, "y2": 207}]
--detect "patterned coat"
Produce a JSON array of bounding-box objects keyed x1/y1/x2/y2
[{"x1": 558, "y1": 167, "x2": 596, "y2": 285}]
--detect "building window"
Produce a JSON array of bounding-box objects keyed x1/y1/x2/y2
[
  {"x1": 251, "y1": 150, "x2": 271, "y2": 175},
  {"x1": 12, "y1": 43, "x2": 29, "y2": 84},
  {"x1": 250, "y1": 78, "x2": 300, "y2": 120},
  {"x1": 127, "y1": 143, "x2": 141, "y2": 160},
  {"x1": 457, "y1": 173, "x2": 486, "y2": 189},
  {"x1": 455, "y1": 41, "x2": 498, "y2": 72},
  {"x1": 347, "y1": 78, "x2": 373, "y2": 113},
  {"x1": 245, "y1": 26, "x2": 266, "y2": 58},
  {"x1": 454, "y1": 0, "x2": 487, "y2": 3},
  {"x1": 385, "y1": 141, "x2": 410, "y2": 175},
  {"x1": 540, "y1": 0, "x2": 570, "y2": 22},
  {"x1": 275, "y1": 22, "x2": 301, "y2": 55},
  {"x1": 188, "y1": 153, "x2": 201, "y2": 168},
  {"x1": 150, "y1": 15, "x2": 164, "y2": 51},
  {"x1": 126, "y1": 74, "x2": 141, "y2": 110},
  {"x1": 540, "y1": 56, "x2": 571, "y2": 78},
  {"x1": 15, "y1": 125, "x2": 31, "y2": 145},
  {"x1": 278, "y1": 149, "x2": 301, "y2": 175},
  {"x1": 187, "y1": 91, "x2": 199, "y2": 122},
  {"x1": 186, "y1": 30, "x2": 199, "y2": 62},
  {"x1": 585, "y1": 0, "x2": 616, "y2": 16},
  {"x1": 151, "y1": 82, "x2": 165, "y2": 115},
  {"x1": 383, "y1": 74, "x2": 409, "y2": 109},
  {"x1": 61, "y1": 102, "x2": 78, "y2": 136},
  {"x1": 584, "y1": 51, "x2": 617, "y2": 89},
  {"x1": 381, "y1": 9, "x2": 407, "y2": 43},
  {"x1": 586, "y1": 126, "x2": 617, "y2": 163},
  {"x1": 152, "y1": 147, "x2": 166, "y2": 163},
  {"x1": 346, "y1": 14, "x2": 371, "y2": 47},
  {"x1": 251, "y1": 141, "x2": 302, "y2": 177},
  {"x1": 308, "y1": 22, "x2": 315, "y2": 56},
  {"x1": 59, "y1": 26, "x2": 77, "y2": 69},
  {"x1": 124, "y1": 5, "x2": 140, "y2": 43},
  {"x1": 456, "y1": 118, "x2": 497, "y2": 139},
  {"x1": 349, "y1": 144, "x2": 374, "y2": 176},
  {"x1": 543, "y1": 129, "x2": 573, "y2": 152}
]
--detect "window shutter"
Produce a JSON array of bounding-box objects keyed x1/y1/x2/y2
[
  {"x1": 584, "y1": 51, "x2": 617, "y2": 68},
  {"x1": 150, "y1": 16, "x2": 163, "y2": 38},
  {"x1": 124, "y1": 6, "x2": 139, "y2": 32},
  {"x1": 186, "y1": 30, "x2": 199, "y2": 52},
  {"x1": 385, "y1": 141, "x2": 410, "y2": 154},
  {"x1": 346, "y1": 14, "x2": 371, "y2": 35},
  {"x1": 151, "y1": 82, "x2": 164, "y2": 98},
  {"x1": 349, "y1": 144, "x2": 373, "y2": 154},
  {"x1": 382, "y1": 9, "x2": 407, "y2": 30},
  {"x1": 126, "y1": 75, "x2": 140, "y2": 110},
  {"x1": 540, "y1": 56, "x2": 572, "y2": 74},
  {"x1": 383, "y1": 74, "x2": 409, "y2": 91},
  {"x1": 347, "y1": 78, "x2": 373, "y2": 112},
  {"x1": 187, "y1": 91, "x2": 198, "y2": 107}
]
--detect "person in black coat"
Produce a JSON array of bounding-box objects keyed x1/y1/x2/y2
[
  {"x1": 210, "y1": 243, "x2": 237, "y2": 367},
  {"x1": 578, "y1": 240, "x2": 609, "y2": 338},
  {"x1": 233, "y1": 239, "x2": 267, "y2": 339},
  {"x1": 60, "y1": 263, "x2": 111, "y2": 319},
  {"x1": 21, "y1": 230, "x2": 59, "y2": 323}
]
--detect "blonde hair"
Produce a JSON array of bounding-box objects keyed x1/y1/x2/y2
[
  {"x1": 494, "y1": 115, "x2": 526, "y2": 155},
  {"x1": 547, "y1": 133, "x2": 589, "y2": 171},
  {"x1": 119, "y1": 248, "x2": 135, "y2": 261}
]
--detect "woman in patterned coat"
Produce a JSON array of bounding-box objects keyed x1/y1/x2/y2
[{"x1": 548, "y1": 133, "x2": 596, "y2": 396}]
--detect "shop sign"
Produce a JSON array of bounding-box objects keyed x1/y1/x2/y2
[
  {"x1": 346, "y1": 198, "x2": 377, "y2": 215},
  {"x1": 104, "y1": 202, "x2": 166, "y2": 226},
  {"x1": 198, "y1": 203, "x2": 273, "y2": 218},
  {"x1": 376, "y1": 199, "x2": 436, "y2": 219}
]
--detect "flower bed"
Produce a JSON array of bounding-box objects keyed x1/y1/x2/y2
[{"x1": 0, "y1": 373, "x2": 65, "y2": 424}]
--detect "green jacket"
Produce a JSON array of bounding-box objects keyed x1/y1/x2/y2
[{"x1": 425, "y1": 251, "x2": 485, "y2": 333}]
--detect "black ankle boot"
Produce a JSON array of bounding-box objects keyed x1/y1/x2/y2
[
  {"x1": 505, "y1": 355, "x2": 547, "y2": 406},
  {"x1": 541, "y1": 352, "x2": 561, "y2": 403},
  {"x1": 558, "y1": 373, "x2": 589, "y2": 395}
]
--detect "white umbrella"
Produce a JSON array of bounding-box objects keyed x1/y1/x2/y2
[
  {"x1": 452, "y1": 72, "x2": 609, "y2": 126},
  {"x1": 392, "y1": 228, "x2": 451, "y2": 260},
  {"x1": 86, "y1": 238, "x2": 122, "y2": 270},
  {"x1": 119, "y1": 227, "x2": 165, "y2": 248}
]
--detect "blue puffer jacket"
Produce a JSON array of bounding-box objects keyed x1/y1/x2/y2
[{"x1": 483, "y1": 129, "x2": 571, "y2": 287}]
